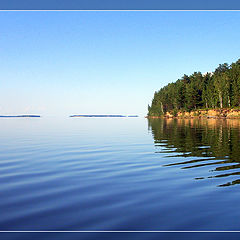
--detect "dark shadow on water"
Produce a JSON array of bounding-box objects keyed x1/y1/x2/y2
[{"x1": 148, "y1": 118, "x2": 240, "y2": 187}]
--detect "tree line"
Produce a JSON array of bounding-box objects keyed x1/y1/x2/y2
[{"x1": 148, "y1": 59, "x2": 240, "y2": 116}]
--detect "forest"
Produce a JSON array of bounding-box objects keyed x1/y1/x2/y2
[{"x1": 148, "y1": 59, "x2": 240, "y2": 117}]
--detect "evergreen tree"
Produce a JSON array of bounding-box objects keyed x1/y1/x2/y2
[{"x1": 148, "y1": 59, "x2": 240, "y2": 116}]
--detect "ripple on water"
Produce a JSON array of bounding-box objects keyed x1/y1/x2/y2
[{"x1": 1, "y1": 118, "x2": 240, "y2": 233}]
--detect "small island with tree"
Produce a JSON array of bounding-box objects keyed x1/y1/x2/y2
[
  {"x1": 0, "y1": 115, "x2": 40, "y2": 118},
  {"x1": 70, "y1": 115, "x2": 138, "y2": 118},
  {"x1": 147, "y1": 59, "x2": 240, "y2": 119}
]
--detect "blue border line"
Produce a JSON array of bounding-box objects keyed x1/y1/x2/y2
[{"x1": 1, "y1": 0, "x2": 240, "y2": 10}]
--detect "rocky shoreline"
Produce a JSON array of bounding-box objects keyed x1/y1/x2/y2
[{"x1": 147, "y1": 109, "x2": 240, "y2": 119}]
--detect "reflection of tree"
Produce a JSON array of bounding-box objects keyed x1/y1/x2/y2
[
  {"x1": 148, "y1": 118, "x2": 240, "y2": 187},
  {"x1": 219, "y1": 179, "x2": 240, "y2": 187}
]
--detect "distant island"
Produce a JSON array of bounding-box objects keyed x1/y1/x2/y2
[
  {"x1": 147, "y1": 59, "x2": 240, "y2": 119},
  {"x1": 70, "y1": 115, "x2": 138, "y2": 118},
  {"x1": 0, "y1": 115, "x2": 40, "y2": 118}
]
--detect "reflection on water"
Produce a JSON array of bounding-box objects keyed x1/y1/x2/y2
[
  {"x1": 2, "y1": 117, "x2": 240, "y2": 234},
  {"x1": 148, "y1": 118, "x2": 240, "y2": 187}
]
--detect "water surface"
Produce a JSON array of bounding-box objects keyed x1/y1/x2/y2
[{"x1": 1, "y1": 117, "x2": 240, "y2": 238}]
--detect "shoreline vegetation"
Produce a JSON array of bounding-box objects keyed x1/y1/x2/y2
[{"x1": 148, "y1": 59, "x2": 240, "y2": 119}]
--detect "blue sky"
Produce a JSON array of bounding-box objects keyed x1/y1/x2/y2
[{"x1": 1, "y1": 11, "x2": 240, "y2": 116}]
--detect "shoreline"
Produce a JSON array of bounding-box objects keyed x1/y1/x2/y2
[
  {"x1": 0, "y1": 115, "x2": 40, "y2": 118},
  {"x1": 146, "y1": 108, "x2": 240, "y2": 119}
]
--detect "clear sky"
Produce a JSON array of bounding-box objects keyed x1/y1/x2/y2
[{"x1": 1, "y1": 11, "x2": 240, "y2": 116}]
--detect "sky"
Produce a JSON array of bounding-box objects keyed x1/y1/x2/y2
[{"x1": 1, "y1": 11, "x2": 240, "y2": 116}]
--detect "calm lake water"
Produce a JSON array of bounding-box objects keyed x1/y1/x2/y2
[{"x1": 1, "y1": 117, "x2": 240, "y2": 239}]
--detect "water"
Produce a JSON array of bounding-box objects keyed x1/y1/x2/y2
[{"x1": 1, "y1": 117, "x2": 240, "y2": 239}]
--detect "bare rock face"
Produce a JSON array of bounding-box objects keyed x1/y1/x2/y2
[
  {"x1": 147, "y1": 109, "x2": 240, "y2": 119},
  {"x1": 226, "y1": 109, "x2": 240, "y2": 118},
  {"x1": 206, "y1": 109, "x2": 220, "y2": 118},
  {"x1": 165, "y1": 112, "x2": 174, "y2": 118}
]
